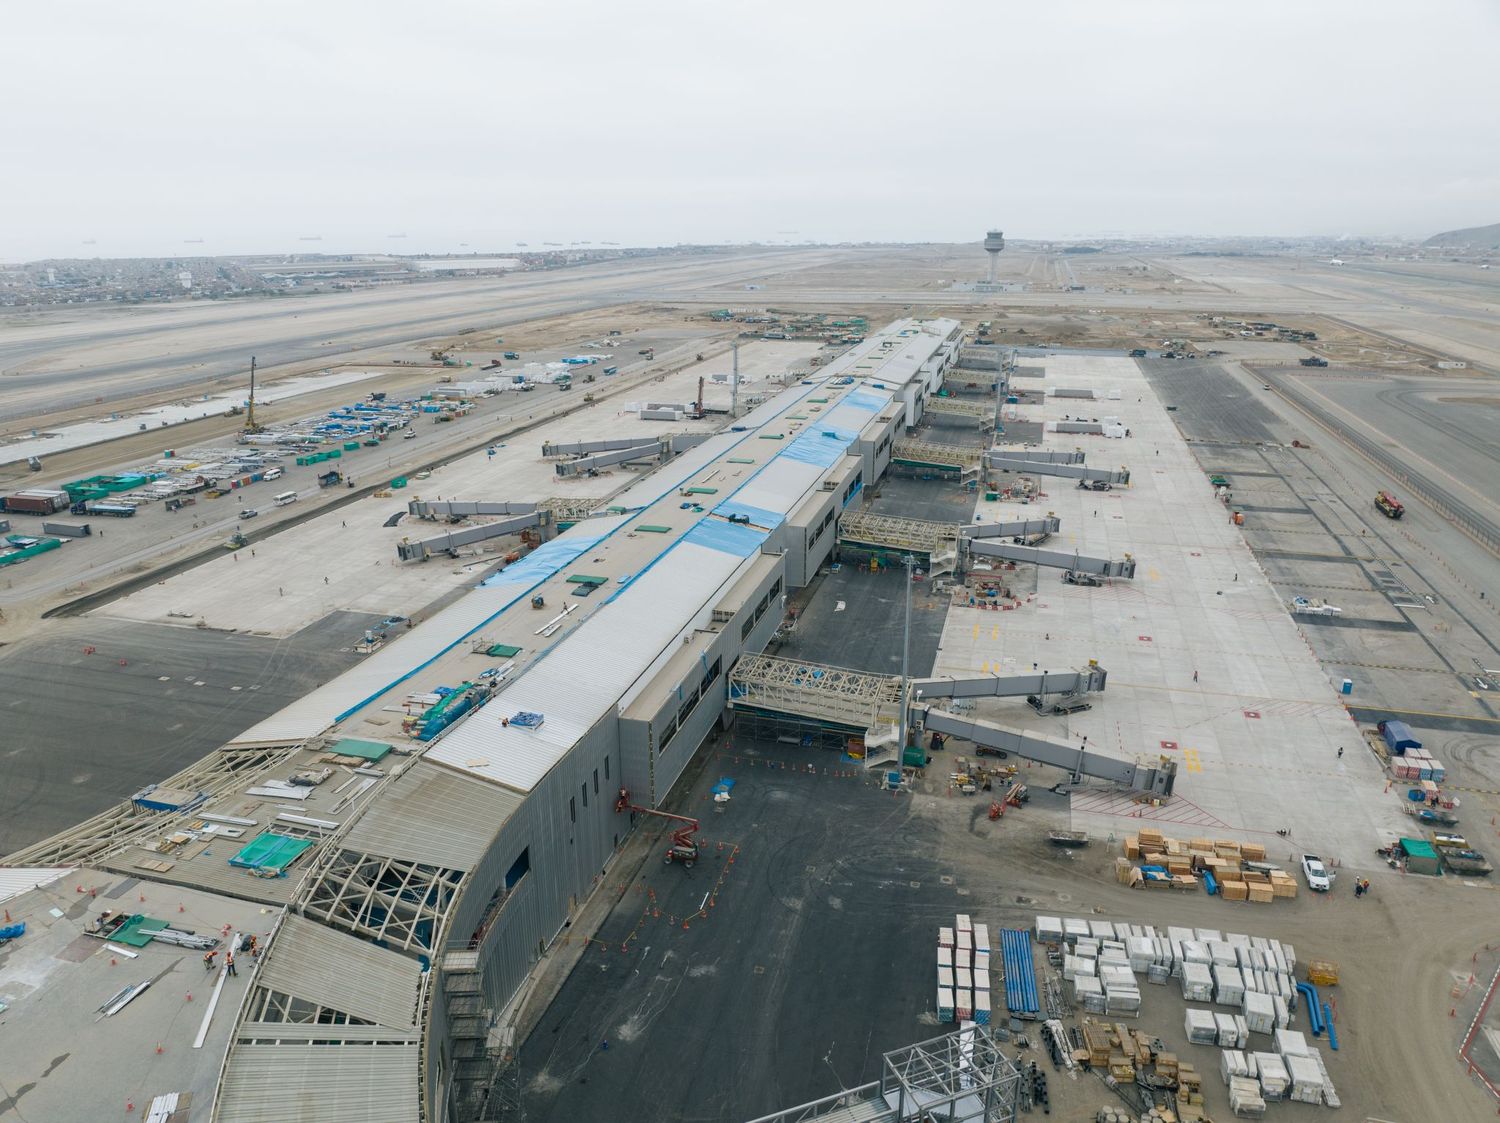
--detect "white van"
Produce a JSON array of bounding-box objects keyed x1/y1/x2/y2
[
  {"x1": 263, "y1": 467, "x2": 283, "y2": 481},
  {"x1": 273, "y1": 491, "x2": 298, "y2": 507}
]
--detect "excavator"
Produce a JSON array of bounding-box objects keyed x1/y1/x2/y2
[
  {"x1": 1375, "y1": 491, "x2": 1404, "y2": 519},
  {"x1": 615, "y1": 789, "x2": 701, "y2": 868}
]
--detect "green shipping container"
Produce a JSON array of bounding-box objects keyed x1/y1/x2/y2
[{"x1": 344, "y1": 442, "x2": 360, "y2": 451}]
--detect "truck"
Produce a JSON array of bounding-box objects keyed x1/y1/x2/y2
[
  {"x1": 4, "y1": 489, "x2": 70, "y2": 515},
  {"x1": 1375, "y1": 491, "x2": 1404, "y2": 519},
  {"x1": 82, "y1": 501, "x2": 137, "y2": 517},
  {"x1": 503, "y1": 351, "x2": 520, "y2": 360},
  {"x1": 1300, "y1": 855, "x2": 1332, "y2": 892},
  {"x1": 1299, "y1": 356, "x2": 1329, "y2": 368},
  {"x1": 1291, "y1": 596, "x2": 1342, "y2": 617}
]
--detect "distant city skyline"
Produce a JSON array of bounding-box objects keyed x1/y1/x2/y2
[{"x1": 3, "y1": 0, "x2": 1496, "y2": 262}]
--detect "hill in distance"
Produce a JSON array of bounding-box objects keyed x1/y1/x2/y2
[{"x1": 1424, "y1": 222, "x2": 1500, "y2": 248}]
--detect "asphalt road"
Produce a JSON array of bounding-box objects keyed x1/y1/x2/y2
[
  {"x1": 0, "y1": 611, "x2": 374, "y2": 854},
  {"x1": 0, "y1": 248, "x2": 847, "y2": 422}
]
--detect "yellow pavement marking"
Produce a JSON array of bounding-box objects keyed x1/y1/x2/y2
[
  {"x1": 1183, "y1": 749, "x2": 1203, "y2": 774},
  {"x1": 991, "y1": 625, "x2": 999, "y2": 640}
]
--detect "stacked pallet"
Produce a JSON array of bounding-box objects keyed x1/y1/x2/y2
[
  {"x1": 1123, "y1": 832, "x2": 1297, "y2": 902},
  {"x1": 939, "y1": 915, "x2": 992, "y2": 1025}
]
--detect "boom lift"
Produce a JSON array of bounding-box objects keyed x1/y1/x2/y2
[{"x1": 615, "y1": 789, "x2": 701, "y2": 868}]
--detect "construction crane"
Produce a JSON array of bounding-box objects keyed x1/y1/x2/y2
[
  {"x1": 614, "y1": 789, "x2": 701, "y2": 867},
  {"x1": 243, "y1": 355, "x2": 264, "y2": 434},
  {"x1": 693, "y1": 376, "x2": 705, "y2": 420}
]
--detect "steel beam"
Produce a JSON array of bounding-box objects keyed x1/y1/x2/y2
[
  {"x1": 917, "y1": 708, "x2": 1175, "y2": 795},
  {"x1": 910, "y1": 664, "x2": 1106, "y2": 703},
  {"x1": 984, "y1": 451, "x2": 1130, "y2": 485},
  {"x1": 966, "y1": 537, "x2": 1136, "y2": 578},
  {"x1": 924, "y1": 396, "x2": 994, "y2": 420}
]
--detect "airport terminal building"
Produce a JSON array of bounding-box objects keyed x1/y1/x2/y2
[{"x1": 2, "y1": 318, "x2": 962, "y2": 1122}]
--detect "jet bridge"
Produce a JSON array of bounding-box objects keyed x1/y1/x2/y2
[
  {"x1": 966, "y1": 538, "x2": 1136, "y2": 578},
  {"x1": 407, "y1": 500, "x2": 539, "y2": 520},
  {"x1": 396, "y1": 505, "x2": 547, "y2": 562},
  {"x1": 960, "y1": 515, "x2": 1061, "y2": 541},
  {"x1": 909, "y1": 664, "x2": 1107, "y2": 705},
  {"x1": 984, "y1": 450, "x2": 1131, "y2": 486},
  {"x1": 913, "y1": 706, "x2": 1176, "y2": 796},
  {"x1": 987, "y1": 448, "x2": 1085, "y2": 466},
  {"x1": 549, "y1": 432, "x2": 713, "y2": 477}
]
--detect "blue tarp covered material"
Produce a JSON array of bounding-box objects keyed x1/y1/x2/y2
[
  {"x1": 1000, "y1": 928, "x2": 1040, "y2": 1015},
  {"x1": 711, "y1": 777, "x2": 736, "y2": 795},
  {"x1": 710, "y1": 500, "x2": 785, "y2": 531},
  {"x1": 1379, "y1": 719, "x2": 1421, "y2": 754},
  {"x1": 781, "y1": 426, "x2": 859, "y2": 468},
  {"x1": 681, "y1": 519, "x2": 767, "y2": 557}
]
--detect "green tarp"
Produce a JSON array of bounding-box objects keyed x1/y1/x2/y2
[
  {"x1": 486, "y1": 643, "x2": 522, "y2": 658},
  {"x1": 229, "y1": 832, "x2": 315, "y2": 874},
  {"x1": 113, "y1": 915, "x2": 169, "y2": 947},
  {"x1": 328, "y1": 737, "x2": 392, "y2": 762}
]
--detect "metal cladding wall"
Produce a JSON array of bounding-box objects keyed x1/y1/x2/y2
[{"x1": 438, "y1": 714, "x2": 624, "y2": 1049}]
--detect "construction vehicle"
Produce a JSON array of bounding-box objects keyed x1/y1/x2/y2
[
  {"x1": 614, "y1": 789, "x2": 701, "y2": 868},
  {"x1": 26, "y1": 456, "x2": 42, "y2": 472},
  {"x1": 1375, "y1": 490, "x2": 1404, "y2": 519},
  {"x1": 1062, "y1": 570, "x2": 1103, "y2": 587},
  {"x1": 692, "y1": 376, "x2": 705, "y2": 420},
  {"x1": 1299, "y1": 356, "x2": 1329, "y2": 368},
  {"x1": 243, "y1": 356, "x2": 264, "y2": 434},
  {"x1": 503, "y1": 351, "x2": 520, "y2": 360},
  {"x1": 225, "y1": 531, "x2": 249, "y2": 550}
]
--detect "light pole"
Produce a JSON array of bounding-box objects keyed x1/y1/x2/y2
[{"x1": 899, "y1": 552, "x2": 917, "y2": 757}]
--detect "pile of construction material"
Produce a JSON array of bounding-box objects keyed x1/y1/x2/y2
[
  {"x1": 1040, "y1": 915, "x2": 1299, "y2": 1026},
  {"x1": 1220, "y1": 1027, "x2": 1340, "y2": 1113},
  {"x1": 1078, "y1": 1019, "x2": 1206, "y2": 1119},
  {"x1": 937, "y1": 914, "x2": 992, "y2": 1026},
  {"x1": 1121, "y1": 830, "x2": 1297, "y2": 902}
]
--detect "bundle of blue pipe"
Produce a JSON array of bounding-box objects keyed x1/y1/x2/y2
[
  {"x1": 1000, "y1": 928, "x2": 1040, "y2": 1015},
  {"x1": 1297, "y1": 982, "x2": 1323, "y2": 1036}
]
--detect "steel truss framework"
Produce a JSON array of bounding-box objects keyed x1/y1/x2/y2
[
  {"x1": 890, "y1": 439, "x2": 984, "y2": 469},
  {"x1": 924, "y1": 396, "x2": 995, "y2": 421},
  {"x1": 5, "y1": 743, "x2": 303, "y2": 867},
  {"x1": 729, "y1": 653, "x2": 901, "y2": 731},
  {"x1": 301, "y1": 847, "x2": 464, "y2": 953},
  {"x1": 947, "y1": 367, "x2": 1004, "y2": 386},
  {"x1": 838, "y1": 511, "x2": 959, "y2": 555},
  {"x1": 744, "y1": 1027, "x2": 1021, "y2": 1123}
]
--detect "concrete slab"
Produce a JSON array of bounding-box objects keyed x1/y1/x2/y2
[
  {"x1": 92, "y1": 346, "x2": 818, "y2": 638},
  {"x1": 933, "y1": 354, "x2": 1406, "y2": 867}
]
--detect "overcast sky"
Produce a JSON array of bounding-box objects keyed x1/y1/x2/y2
[{"x1": 3, "y1": 0, "x2": 1497, "y2": 260}]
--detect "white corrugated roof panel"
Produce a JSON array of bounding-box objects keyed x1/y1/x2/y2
[
  {"x1": 216, "y1": 1042, "x2": 419, "y2": 1123},
  {"x1": 257, "y1": 915, "x2": 424, "y2": 1029},
  {"x1": 229, "y1": 516, "x2": 632, "y2": 746},
  {"x1": 428, "y1": 541, "x2": 757, "y2": 791},
  {"x1": 339, "y1": 762, "x2": 522, "y2": 870},
  {"x1": 0, "y1": 867, "x2": 73, "y2": 904}
]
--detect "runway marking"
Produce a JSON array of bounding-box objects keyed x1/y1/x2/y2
[
  {"x1": 1183, "y1": 749, "x2": 1203, "y2": 774},
  {"x1": 972, "y1": 623, "x2": 979, "y2": 639},
  {"x1": 991, "y1": 625, "x2": 999, "y2": 640}
]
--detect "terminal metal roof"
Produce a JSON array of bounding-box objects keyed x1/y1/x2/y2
[{"x1": 256, "y1": 914, "x2": 425, "y2": 1029}]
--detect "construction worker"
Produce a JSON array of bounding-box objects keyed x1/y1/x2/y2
[
  {"x1": 247, "y1": 934, "x2": 259, "y2": 958},
  {"x1": 203, "y1": 950, "x2": 218, "y2": 971},
  {"x1": 226, "y1": 951, "x2": 237, "y2": 977}
]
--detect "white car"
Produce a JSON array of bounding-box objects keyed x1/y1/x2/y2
[{"x1": 1301, "y1": 854, "x2": 1332, "y2": 892}]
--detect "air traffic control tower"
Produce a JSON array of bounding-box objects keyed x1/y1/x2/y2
[{"x1": 983, "y1": 229, "x2": 1005, "y2": 284}]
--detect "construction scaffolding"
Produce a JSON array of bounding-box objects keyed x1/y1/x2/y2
[
  {"x1": 745, "y1": 1027, "x2": 1022, "y2": 1123},
  {"x1": 729, "y1": 654, "x2": 902, "y2": 734}
]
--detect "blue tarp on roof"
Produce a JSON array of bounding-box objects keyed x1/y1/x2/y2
[
  {"x1": 482, "y1": 524, "x2": 616, "y2": 587},
  {"x1": 845, "y1": 390, "x2": 888, "y2": 413},
  {"x1": 710, "y1": 500, "x2": 785, "y2": 531},
  {"x1": 781, "y1": 425, "x2": 859, "y2": 468},
  {"x1": 681, "y1": 519, "x2": 767, "y2": 557}
]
